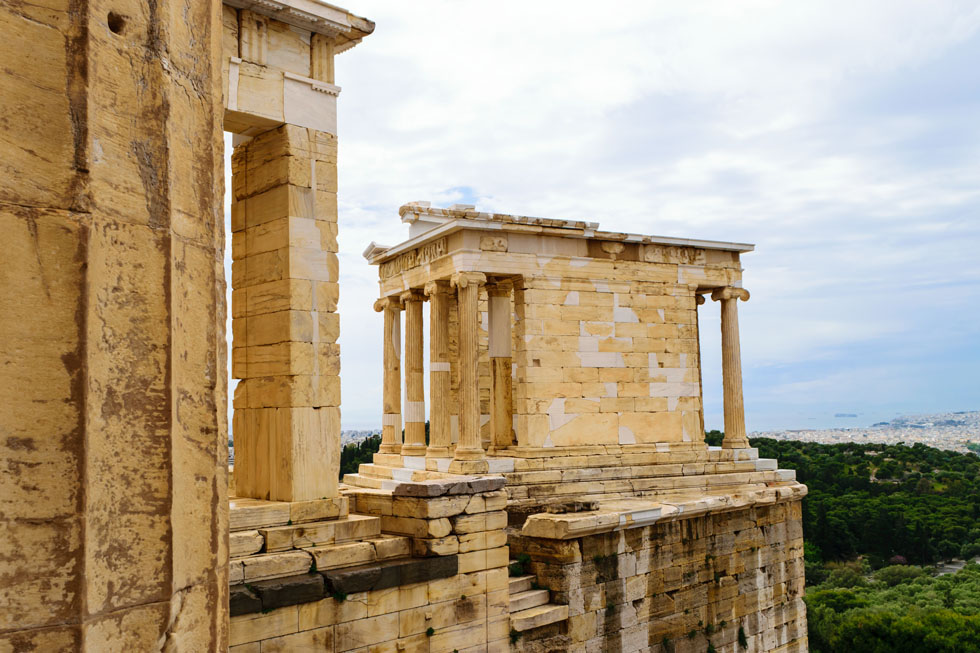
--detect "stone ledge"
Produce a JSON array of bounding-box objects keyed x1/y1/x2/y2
[
  {"x1": 392, "y1": 476, "x2": 505, "y2": 497},
  {"x1": 344, "y1": 467, "x2": 506, "y2": 496},
  {"x1": 229, "y1": 556, "x2": 460, "y2": 616},
  {"x1": 230, "y1": 585, "x2": 263, "y2": 617},
  {"x1": 510, "y1": 603, "x2": 570, "y2": 632},
  {"x1": 521, "y1": 483, "x2": 808, "y2": 539},
  {"x1": 251, "y1": 572, "x2": 325, "y2": 610},
  {"x1": 231, "y1": 572, "x2": 325, "y2": 616},
  {"x1": 322, "y1": 555, "x2": 458, "y2": 596}
]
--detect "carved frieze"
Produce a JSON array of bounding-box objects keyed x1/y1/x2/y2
[
  {"x1": 642, "y1": 244, "x2": 706, "y2": 265},
  {"x1": 379, "y1": 237, "x2": 448, "y2": 279}
]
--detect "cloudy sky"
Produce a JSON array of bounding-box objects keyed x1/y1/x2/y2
[{"x1": 230, "y1": 1, "x2": 980, "y2": 432}]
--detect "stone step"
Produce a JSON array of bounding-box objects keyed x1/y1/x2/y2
[
  {"x1": 342, "y1": 473, "x2": 389, "y2": 490},
  {"x1": 304, "y1": 535, "x2": 411, "y2": 571},
  {"x1": 509, "y1": 575, "x2": 535, "y2": 595},
  {"x1": 510, "y1": 603, "x2": 569, "y2": 632},
  {"x1": 258, "y1": 514, "x2": 381, "y2": 552},
  {"x1": 500, "y1": 459, "x2": 779, "y2": 486},
  {"x1": 510, "y1": 588, "x2": 550, "y2": 612},
  {"x1": 354, "y1": 464, "x2": 452, "y2": 483},
  {"x1": 229, "y1": 496, "x2": 348, "y2": 532},
  {"x1": 505, "y1": 470, "x2": 785, "y2": 502}
]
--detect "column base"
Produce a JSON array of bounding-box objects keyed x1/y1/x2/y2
[
  {"x1": 378, "y1": 444, "x2": 402, "y2": 455},
  {"x1": 372, "y1": 452, "x2": 403, "y2": 467},
  {"x1": 449, "y1": 458, "x2": 489, "y2": 474},
  {"x1": 426, "y1": 446, "x2": 451, "y2": 458},
  {"x1": 722, "y1": 439, "x2": 751, "y2": 449},
  {"x1": 400, "y1": 442, "x2": 427, "y2": 456}
]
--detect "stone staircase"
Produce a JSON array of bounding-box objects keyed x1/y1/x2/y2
[{"x1": 508, "y1": 564, "x2": 569, "y2": 632}]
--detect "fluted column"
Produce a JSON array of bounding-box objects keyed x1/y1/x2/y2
[
  {"x1": 401, "y1": 289, "x2": 427, "y2": 456},
  {"x1": 450, "y1": 271, "x2": 489, "y2": 473},
  {"x1": 487, "y1": 280, "x2": 515, "y2": 450},
  {"x1": 375, "y1": 296, "x2": 403, "y2": 455},
  {"x1": 425, "y1": 280, "x2": 452, "y2": 458},
  {"x1": 711, "y1": 286, "x2": 751, "y2": 449}
]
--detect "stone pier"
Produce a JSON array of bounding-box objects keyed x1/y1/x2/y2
[{"x1": 0, "y1": 0, "x2": 229, "y2": 647}]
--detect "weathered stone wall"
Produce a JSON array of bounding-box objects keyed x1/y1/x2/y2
[
  {"x1": 0, "y1": 0, "x2": 228, "y2": 648},
  {"x1": 512, "y1": 501, "x2": 807, "y2": 653},
  {"x1": 229, "y1": 480, "x2": 512, "y2": 651},
  {"x1": 513, "y1": 273, "x2": 707, "y2": 448}
]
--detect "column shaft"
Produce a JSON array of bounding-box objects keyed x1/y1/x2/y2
[
  {"x1": 712, "y1": 287, "x2": 750, "y2": 449},
  {"x1": 401, "y1": 290, "x2": 426, "y2": 456},
  {"x1": 425, "y1": 281, "x2": 452, "y2": 457},
  {"x1": 378, "y1": 298, "x2": 403, "y2": 454},
  {"x1": 450, "y1": 272, "x2": 488, "y2": 473}
]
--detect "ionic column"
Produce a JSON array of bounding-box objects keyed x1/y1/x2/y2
[
  {"x1": 487, "y1": 280, "x2": 515, "y2": 450},
  {"x1": 711, "y1": 286, "x2": 751, "y2": 449},
  {"x1": 401, "y1": 289, "x2": 427, "y2": 456},
  {"x1": 450, "y1": 271, "x2": 489, "y2": 473},
  {"x1": 375, "y1": 296, "x2": 403, "y2": 455},
  {"x1": 425, "y1": 280, "x2": 452, "y2": 458}
]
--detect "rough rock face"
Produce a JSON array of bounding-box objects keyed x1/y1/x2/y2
[{"x1": 0, "y1": 0, "x2": 228, "y2": 649}]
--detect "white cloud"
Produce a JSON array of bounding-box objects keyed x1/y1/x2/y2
[{"x1": 226, "y1": 1, "x2": 980, "y2": 430}]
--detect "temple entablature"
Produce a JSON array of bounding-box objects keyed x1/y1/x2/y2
[{"x1": 221, "y1": 0, "x2": 374, "y2": 136}]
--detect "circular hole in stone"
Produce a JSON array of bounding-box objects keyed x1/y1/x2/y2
[{"x1": 107, "y1": 12, "x2": 126, "y2": 34}]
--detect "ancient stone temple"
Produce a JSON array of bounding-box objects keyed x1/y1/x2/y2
[
  {"x1": 0, "y1": 0, "x2": 807, "y2": 650},
  {"x1": 342, "y1": 204, "x2": 809, "y2": 651}
]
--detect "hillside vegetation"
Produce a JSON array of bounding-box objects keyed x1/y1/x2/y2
[
  {"x1": 750, "y1": 438, "x2": 980, "y2": 570},
  {"x1": 806, "y1": 562, "x2": 980, "y2": 652}
]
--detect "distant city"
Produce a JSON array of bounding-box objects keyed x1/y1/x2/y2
[
  {"x1": 339, "y1": 411, "x2": 980, "y2": 454},
  {"x1": 340, "y1": 429, "x2": 381, "y2": 445},
  {"x1": 752, "y1": 410, "x2": 980, "y2": 454},
  {"x1": 230, "y1": 413, "x2": 980, "y2": 460}
]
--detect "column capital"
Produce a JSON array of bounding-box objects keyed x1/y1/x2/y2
[
  {"x1": 450, "y1": 271, "x2": 486, "y2": 290},
  {"x1": 399, "y1": 288, "x2": 426, "y2": 303},
  {"x1": 423, "y1": 279, "x2": 452, "y2": 297},
  {"x1": 373, "y1": 296, "x2": 402, "y2": 312},
  {"x1": 711, "y1": 286, "x2": 750, "y2": 302},
  {"x1": 486, "y1": 278, "x2": 514, "y2": 297},
  {"x1": 696, "y1": 294, "x2": 706, "y2": 305}
]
